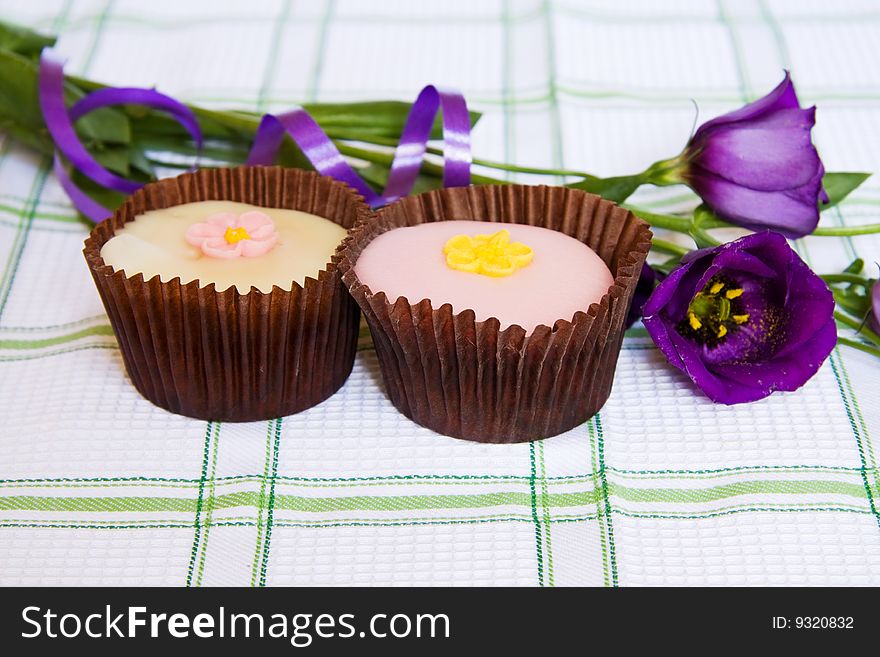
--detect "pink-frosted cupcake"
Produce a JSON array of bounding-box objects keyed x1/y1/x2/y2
[
  {"x1": 337, "y1": 184, "x2": 651, "y2": 443},
  {"x1": 83, "y1": 166, "x2": 371, "y2": 421}
]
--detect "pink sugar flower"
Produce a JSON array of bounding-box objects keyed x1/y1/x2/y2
[{"x1": 185, "y1": 210, "x2": 279, "y2": 259}]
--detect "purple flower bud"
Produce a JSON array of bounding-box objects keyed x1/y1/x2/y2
[
  {"x1": 642, "y1": 232, "x2": 836, "y2": 404},
  {"x1": 682, "y1": 73, "x2": 826, "y2": 239},
  {"x1": 625, "y1": 262, "x2": 657, "y2": 328}
]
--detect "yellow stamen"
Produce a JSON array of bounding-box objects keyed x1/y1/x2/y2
[
  {"x1": 732, "y1": 314, "x2": 749, "y2": 324},
  {"x1": 224, "y1": 226, "x2": 251, "y2": 244},
  {"x1": 709, "y1": 281, "x2": 724, "y2": 295},
  {"x1": 717, "y1": 325, "x2": 728, "y2": 338},
  {"x1": 725, "y1": 288, "x2": 743, "y2": 299},
  {"x1": 688, "y1": 312, "x2": 702, "y2": 330}
]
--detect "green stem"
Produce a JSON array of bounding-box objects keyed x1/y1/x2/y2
[
  {"x1": 338, "y1": 134, "x2": 605, "y2": 183},
  {"x1": 335, "y1": 143, "x2": 506, "y2": 185},
  {"x1": 640, "y1": 154, "x2": 689, "y2": 186},
  {"x1": 837, "y1": 336, "x2": 880, "y2": 359},
  {"x1": 650, "y1": 238, "x2": 692, "y2": 257},
  {"x1": 434, "y1": 148, "x2": 588, "y2": 178},
  {"x1": 624, "y1": 206, "x2": 692, "y2": 232},
  {"x1": 821, "y1": 273, "x2": 871, "y2": 286},
  {"x1": 812, "y1": 224, "x2": 880, "y2": 236},
  {"x1": 689, "y1": 223, "x2": 721, "y2": 248},
  {"x1": 834, "y1": 310, "x2": 880, "y2": 346},
  {"x1": 832, "y1": 291, "x2": 869, "y2": 319},
  {"x1": 148, "y1": 158, "x2": 190, "y2": 170},
  {"x1": 334, "y1": 131, "x2": 592, "y2": 178},
  {"x1": 634, "y1": 208, "x2": 880, "y2": 239},
  {"x1": 688, "y1": 204, "x2": 722, "y2": 248},
  {"x1": 466, "y1": 156, "x2": 587, "y2": 178}
]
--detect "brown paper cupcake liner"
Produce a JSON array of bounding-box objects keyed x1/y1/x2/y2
[
  {"x1": 337, "y1": 184, "x2": 652, "y2": 443},
  {"x1": 83, "y1": 166, "x2": 371, "y2": 422}
]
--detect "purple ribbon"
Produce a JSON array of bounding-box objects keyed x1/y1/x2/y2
[
  {"x1": 39, "y1": 49, "x2": 472, "y2": 221},
  {"x1": 39, "y1": 50, "x2": 203, "y2": 222},
  {"x1": 246, "y1": 85, "x2": 471, "y2": 207}
]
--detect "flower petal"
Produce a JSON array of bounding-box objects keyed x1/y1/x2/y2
[
  {"x1": 481, "y1": 254, "x2": 515, "y2": 277},
  {"x1": 692, "y1": 108, "x2": 821, "y2": 192},
  {"x1": 202, "y1": 237, "x2": 240, "y2": 259},
  {"x1": 872, "y1": 281, "x2": 880, "y2": 334},
  {"x1": 206, "y1": 212, "x2": 237, "y2": 228},
  {"x1": 668, "y1": 330, "x2": 768, "y2": 403},
  {"x1": 687, "y1": 168, "x2": 820, "y2": 238},
  {"x1": 711, "y1": 318, "x2": 836, "y2": 395},
  {"x1": 184, "y1": 222, "x2": 224, "y2": 247},
  {"x1": 692, "y1": 71, "x2": 799, "y2": 137},
  {"x1": 625, "y1": 262, "x2": 656, "y2": 328},
  {"x1": 443, "y1": 235, "x2": 475, "y2": 252},
  {"x1": 241, "y1": 233, "x2": 279, "y2": 257},
  {"x1": 237, "y1": 210, "x2": 273, "y2": 232},
  {"x1": 446, "y1": 251, "x2": 480, "y2": 272},
  {"x1": 643, "y1": 256, "x2": 703, "y2": 322},
  {"x1": 248, "y1": 223, "x2": 278, "y2": 240}
]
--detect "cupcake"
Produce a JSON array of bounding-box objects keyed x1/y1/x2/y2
[
  {"x1": 83, "y1": 166, "x2": 371, "y2": 421},
  {"x1": 337, "y1": 184, "x2": 651, "y2": 443}
]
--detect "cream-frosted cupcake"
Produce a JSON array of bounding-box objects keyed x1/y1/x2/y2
[
  {"x1": 338, "y1": 184, "x2": 651, "y2": 443},
  {"x1": 83, "y1": 166, "x2": 371, "y2": 421}
]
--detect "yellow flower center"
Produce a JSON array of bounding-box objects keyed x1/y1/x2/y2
[
  {"x1": 442, "y1": 229, "x2": 534, "y2": 277},
  {"x1": 224, "y1": 226, "x2": 251, "y2": 244},
  {"x1": 682, "y1": 277, "x2": 750, "y2": 343}
]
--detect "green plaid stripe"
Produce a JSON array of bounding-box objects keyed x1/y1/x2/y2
[
  {"x1": 1, "y1": 470, "x2": 873, "y2": 514},
  {"x1": 1, "y1": 0, "x2": 878, "y2": 587}
]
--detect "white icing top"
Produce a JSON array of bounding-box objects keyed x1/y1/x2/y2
[{"x1": 100, "y1": 201, "x2": 348, "y2": 293}]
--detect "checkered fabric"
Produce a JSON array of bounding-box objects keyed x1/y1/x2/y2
[{"x1": 0, "y1": 0, "x2": 878, "y2": 586}]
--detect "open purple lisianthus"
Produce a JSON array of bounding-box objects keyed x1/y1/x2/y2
[
  {"x1": 642, "y1": 231, "x2": 836, "y2": 404},
  {"x1": 625, "y1": 262, "x2": 658, "y2": 328},
  {"x1": 680, "y1": 73, "x2": 827, "y2": 239}
]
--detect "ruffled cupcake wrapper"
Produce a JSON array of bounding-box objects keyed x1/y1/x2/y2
[
  {"x1": 338, "y1": 184, "x2": 651, "y2": 443},
  {"x1": 83, "y1": 166, "x2": 370, "y2": 422}
]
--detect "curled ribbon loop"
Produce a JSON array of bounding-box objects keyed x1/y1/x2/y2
[
  {"x1": 381, "y1": 85, "x2": 471, "y2": 204},
  {"x1": 39, "y1": 49, "x2": 472, "y2": 221},
  {"x1": 39, "y1": 50, "x2": 203, "y2": 223},
  {"x1": 246, "y1": 84, "x2": 472, "y2": 208},
  {"x1": 245, "y1": 107, "x2": 378, "y2": 203}
]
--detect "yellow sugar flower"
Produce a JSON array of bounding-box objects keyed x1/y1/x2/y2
[{"x1": 443, "y1": 228, "x2": 534, "y2": 277}]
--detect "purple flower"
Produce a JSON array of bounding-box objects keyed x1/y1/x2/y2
[
  {"x1": 625, "y1": 263, "x2": 657, "y2": 328},
  {"x1": 642, "y1": 231, "x2": 836, "y2": 404},
  {"x1": 871, "y1": 281, "x2": 880, "y2": 334},
  {"x1": 681, "y1": 73, "x2": 826, "y2": 239}
]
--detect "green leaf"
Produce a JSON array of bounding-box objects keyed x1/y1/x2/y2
[
  {"x1": 127, "y1": 140, "x2": 156, "y2": 179},
  {"x1": 0, "y1": 20, "x2": 55, "y2": 60},
  {"x1": 844, "y1": 258, "x2": 865, "y2": 275},
  {"x1": 831, "y1": 288, "x2": 870, "y2": 319},
  {"x1": 75, "y1": 107, "x2": 130, "y2": 146},
  {"x1": 566, "y1": 173, "x2": 644, "y2": 204},
  {"x1": 0, "y1": 50, "x2": 56, "y2": 155},
  {"x1": 90, "y1": 145, "x2": 131, "y2": 176},
  {"x1": 821, "y1": 172, "x2": 871, "y2": 211},
  {"x1": 303, "y1": 101, "x2": 481, "y2": 141},
  {"x1": 357, "y1": 163, "x2": 445, "y2": 196},
  {"x1": 0, "y1": 49, "x2": 130, "y2": 151},
  {"x1": 689, "y1": 204, "x2": 722, "y2": 248},
  {"x1": 69, "y1": 169, "x2": 127, "y2": 215}
]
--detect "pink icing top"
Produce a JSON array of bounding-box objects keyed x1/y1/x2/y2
[{"x1": 354, "y1": 221, "x2": 614, "y2": 333}]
